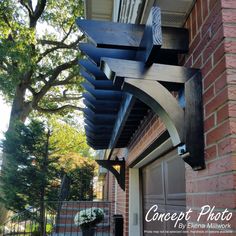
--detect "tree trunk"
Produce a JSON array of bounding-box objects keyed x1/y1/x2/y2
[
  {"x1": 9, "y1": 83, "x2": 32, "y2": 128},
  {"x1": 39, "y1": 200, "x2": 45, "y2": 236},
  {"x1": 39, "y1": 130, "x2": 50, "y2": 236}
]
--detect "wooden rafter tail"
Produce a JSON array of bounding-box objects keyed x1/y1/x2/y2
[
  {"x1": 80, "y1": 70, "x2": 120, "y2": 90},
  {"x1": 79, "y1": 59, "x2": 107, "y2": 80},
  {"x1": 79, "y1": 43, "x2": 136, "y2": 66},
  {"x1": 76, "y1": 18, "x2": 143, "y2": 49},
  {"x1": 81, "y1": 82, "x2": 123, "y2": 100}
]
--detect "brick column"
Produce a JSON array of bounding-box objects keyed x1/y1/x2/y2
[{"x1": 184, "y1": 0, "x2": 236, "y2": 234}]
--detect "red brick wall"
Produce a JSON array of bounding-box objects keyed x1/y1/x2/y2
[
  {"x1": 110, "y1": 166, "x2": 129, "y2": 236},
  {"x1": 107, "y1": 1, "x2": 236, "y2": 235},
  {"x1": 107, "y1": 172, "x2": 115, "y2": 221},
  {"x1": 183, "y1": 0, "x2": 236, "y2": 233},
  {"x1": 127, "y1": 111, "x2": 166, "y2": 166},
  {"x1": 106, "y1": 166, "x2": 129, "y2": 236}
]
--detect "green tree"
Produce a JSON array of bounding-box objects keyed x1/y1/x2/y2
[
  {"x1": 0, "y1": 0, "x2": 84, "y2": 126},
  {"x1": 0, "y1": 0, "x2": 85, "y2": 222},
  {"x1": 68, "y1": 157, "x2": 96, "y2": 201},
  {"x1": 49, "y1": 118, "x2": 92, "y2": 159},
  {"x1": 0, "y1": 120, "x2": 60, "y2": 234},
  {"x1": 48, "y1": 118, "x2": 96, "y2": 201}
]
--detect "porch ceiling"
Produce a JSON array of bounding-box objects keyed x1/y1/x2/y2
[
  {"x1": 84, "y1": 0, "x2": 196, "y2": 26},
  {"x1": 141, "y1": 0, "x2": 196, "y2": 26},
  {"x1": 84, "y1": 0, "x2": 113, "y2": 21}
]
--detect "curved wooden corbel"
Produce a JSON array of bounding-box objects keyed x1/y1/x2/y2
[
  {"x1": 100, "y1": 58, "x2": 205, "y2": 170},
  {"x1": 123, "y1": 78, "x2": 184, "y2": 146}
]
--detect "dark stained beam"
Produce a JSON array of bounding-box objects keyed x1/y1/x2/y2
[
  {"x1": 86, "y1": 135, "x2": 111, "y2": 142},
  {"x1": 101, "y1": 57, "x2": 199, "y2": 86},
  {"x1": 83, "y1": 93, "x2": 121, "y2": 108},
  {"x1": 108, "y1": 94, "x2": 136, "y2": 153},
  {"x1": 183, "y1": 72, "x2": 205, "y2": 170},
  {"x1": 85, "y1": 131, "x2": 111, "y2": 139},
  {"x1": 85, "y1": 130, "x2": 112, "y2": 137},
  {"x1": 79, "y1": 43, "x2": 178, "y2": 66},
  {"x1": 86, "y1": 137, "x2": 110, "y2": 143},
  {"x1": 88, "y1": 143, "x2": 110, "y2": 148},
  {"x1": 88, "y1": 144, "x2": 108, "y2": 150},
  {"x1": 87, "y1": 141, "x2": 109, "y2": 148},
  {"x1": 85, "y1": 114, "x2": 116, "y2": 125},
  {"x1": 79, "y1": 43, "x2": 136, "y2": 66},
  {"x1": 81, "y1": 70, "x2": 120, "y2": 90},
  {"x1": 84, "y1": 117, "x2": 114, "y2": 128},
  {"x1": 82, "y1": 82, "x2": 123, "y2": 100},
  {"x1": 76, "y1": 19, "x2": 143, "y2": 50},
  {"x1": 83, "y1": 99, "x2": 119, "y2": 113},
  {"x1": 83, "y1": 107, "x2": 117, "y2": 118},
  {"x1": 136, "y1": 7, "x2": 162, "y2": 65},
  {"x1": 85, "y1": 124, "x2": 113, "y2": 133},
  {"x1": 76, "y1": 13, "x2": 188, "y2": 52},
  {"x1": 84, "y1": 120, "x2": 113, "y2": 130},
  {"x1": 87, "y1": 140, "x2": 110, "y2": 147}
]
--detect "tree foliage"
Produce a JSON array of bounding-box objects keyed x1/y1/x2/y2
[
  {"x1": 0, "y1": 0, "x2": 85, "y2": 124},
  {"x1": 68, "y1": 158, "x2": 95, "y2": 201},
  {"x1": 48, "y1": 118, "x2": 96, "y2": 201},
  {"x1": 0, "y1": 120, "x2": 60, "y2": 213},
  {"x1": 49, "y1": 118, "x2": 92, "y2": 160},
  {"x1": 0, "y1": 118, "x2": 97, "y2": 213}
]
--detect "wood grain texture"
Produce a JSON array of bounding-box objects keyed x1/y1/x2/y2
[
  {"x1": 76, "y1": 16, "x2": 188, "y2": 52},
  {"x1": 136, "y1": 7, "x2": 162, "y2": 65},
  {"x1": 101, "y1": 57, "x2": 199, "y2": 85}
]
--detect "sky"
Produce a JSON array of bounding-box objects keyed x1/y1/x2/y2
[{"x1": 0, "y1": 95, "x2": 11, "y2": 140}]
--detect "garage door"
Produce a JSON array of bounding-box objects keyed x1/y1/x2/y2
[{"x1": 142, "y1": 149, "x2": 186, "y2": 235}]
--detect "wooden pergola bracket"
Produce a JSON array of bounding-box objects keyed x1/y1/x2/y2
[
  {"x1": 96, "y1": 158, "x2": 126, "y2": 191},
  {"x1": 77, "y1": 6, "x2": 205, "y2": 171}
]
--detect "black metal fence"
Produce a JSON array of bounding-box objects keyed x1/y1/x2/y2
[{"x1": 2, "y1": 201, "x2": 111, "y2": 236}]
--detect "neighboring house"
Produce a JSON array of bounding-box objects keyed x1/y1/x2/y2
[{"x1": 80, "y1": 0, "x2": 236, "y2": 235}]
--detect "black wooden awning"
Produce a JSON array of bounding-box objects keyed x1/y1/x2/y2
[{"x1": 77, "y1": 7, "x2": 205, "y2": 176}]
